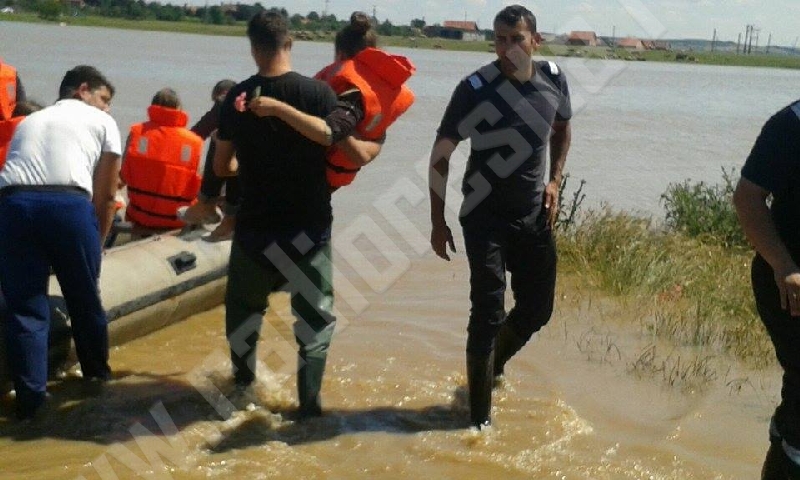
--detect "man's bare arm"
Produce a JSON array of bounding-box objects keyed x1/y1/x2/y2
[
  {"x1": 92, "y1": 152, "x2": 121, "y2": 247},
  {"x1": 428, "y1": 136, "x2": 459, "y2": 260}
]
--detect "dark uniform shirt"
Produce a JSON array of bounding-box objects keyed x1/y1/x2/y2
[
  {"x1": 741, "y1": 100, "x2": 800, "y2": 254},
  {"x1": 437, "y1": 60, "x2": 572, "y2": 227}
]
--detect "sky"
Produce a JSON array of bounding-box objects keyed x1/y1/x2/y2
[{"x1": 202, "y1": 0, "x2": 800, "y2": 48}]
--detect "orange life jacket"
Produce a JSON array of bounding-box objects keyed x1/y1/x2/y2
[
  {"x1": 0, "y1": 116, "x2": 24, "y2": 170},
  {"x1": 314, "y1": 47, "x2": 415, "y2": 188},
  {"x1": 121, "y1": 105, "x2": 203, "y2": 229},
  {"x1": 0, "y1": 61, "x2": 17, "y2": 121}
]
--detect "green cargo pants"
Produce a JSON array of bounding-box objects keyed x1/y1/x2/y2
[{"x1": 225, "y1": 239, "x2": 335, "y2": 416}]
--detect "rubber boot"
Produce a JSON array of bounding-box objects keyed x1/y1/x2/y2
[
  {"x1": 467, "y1": 350, "x2": 494, "y2": 429},
  {"x1": 297, "y1": 354, "x2": 326, "y2": 419},
  {"x1": 493, "y1": 323, "x2": 528, "y2": 382}
]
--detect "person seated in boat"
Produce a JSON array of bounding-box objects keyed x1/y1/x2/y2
[
  {"x1": 177, "y1": 79, "x2": 240, "y2": 242},
  {"x1": 120, "y1": 87, "x2": 203, "y2": 233},
  {"x1": 0, "y1": 101, "x2": 42, "y2": 169},
  {"x1": 247, "y1": 11, "x2": 416, "y2": 191}
]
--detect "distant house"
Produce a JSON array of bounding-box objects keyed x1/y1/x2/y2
[
  {"x1": 539, "y1": 32, "x2": 559, "y2": 44},
  {"x1": 651, "y1": 40, "x2": 672, "y2": 51},
  {"x1": 567, "y1": 31, "x2": 598, "y2": 47},
  {"x1": 617, "y1": 37, "x2": 646, "y2": 50},
  {"x1": 425, "y1": 20, "x2": 485, "y2": 41}
]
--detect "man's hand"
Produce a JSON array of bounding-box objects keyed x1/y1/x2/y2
[
  {"x1": 544, "y1": 179, "x2": 560, "y2": 230},
  {"x1": 431, "y1": 223, "x2": 456, "y2": 261},
  {"x1": 775, "y1": 267, "x2": 800, "y2": 317},
  {"x1": 248, "y1": 96, "x2": 282, "y2": 117}
]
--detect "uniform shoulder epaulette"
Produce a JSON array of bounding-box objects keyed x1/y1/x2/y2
[
  {"x1": 465, "y1": 64, "x2": 502, "y2": 91},
  {"x1": 466, "y1": 72, "x2": 484, "y2": 90},
  {"x1": 791, "y1": 101, "x2": 800, "y2": 120},
  {"x1": 537, "y1": 60, "x2": 561, "y2": 76}
]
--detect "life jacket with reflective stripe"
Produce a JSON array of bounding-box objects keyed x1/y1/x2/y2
[
  {"x1": 0, "y1": 116, "x2": 24, "y2": 170},
  {"x1": 0, "y1": 62, "x2": 17, "y2": 121},
  {"x1": 315, "y1": 47, "x2": 415, "y2": 188},
  {"x1": 121, "y1": 105, "x2": 202, "y2": 229}
]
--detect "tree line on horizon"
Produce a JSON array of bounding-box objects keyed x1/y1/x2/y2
[{"x1": 7, "y1": 0, "x2": 428, "y2": 36}]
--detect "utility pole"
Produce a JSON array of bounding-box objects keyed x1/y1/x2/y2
[
  {"x1": 752, "y1": 27, "x2": 760, "y2": 54},
  {"x1": 794, "y1": 36, "x2": 799, "y2": 55},
  {"x1": 612, "y1": 25, "x2": 616, "y2": 48},
  {"x1": 372, "y1": 5, "x2": 377, "y2": 21},
  {"x1": 711, "y1": 28, "x2": 716, "y2": 52},
  {"x1": 322, "y1": 0, "x2": 328, "y2": 18},
  {"x1": 736, "y1": 32, "x2": 741, "y2": 54},
  {"x1": 744, "y1": 24, "x2": 751, "y2": 54},
  {"x1": 766, "y1": 33, "x2": 772, "y2": 54}
]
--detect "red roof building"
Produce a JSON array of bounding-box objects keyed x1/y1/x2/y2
[
  {"x1": 567, "y1": 31, "x2": 598, "y2": 46},
  {"x1": 442, "y1": 20, "x2": 479, "y2": 32}
]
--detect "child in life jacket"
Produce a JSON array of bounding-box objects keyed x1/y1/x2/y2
[
  {"x1": 120, "y1": 87, "x2": 203, "y2": 232},
  {"x1": 246, "y1": 11, "x2": 415, "y2": 190}
]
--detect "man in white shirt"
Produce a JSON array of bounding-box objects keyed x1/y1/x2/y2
[{"x1": 0, "y1": 65, "x2": 122, "y2": 420}]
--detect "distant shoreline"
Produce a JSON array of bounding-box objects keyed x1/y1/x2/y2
[{"x1": 4, "y1": 13, "x2": 800, "y2": 70}]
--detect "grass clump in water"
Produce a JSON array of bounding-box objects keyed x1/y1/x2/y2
[{"x1": 555, "y1": 174, "x2": 773, "y2": 367}]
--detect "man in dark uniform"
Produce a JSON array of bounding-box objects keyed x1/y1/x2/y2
[
  {"x1": 427, "y1": 4, "x2": 572, "y2": 429},
  {"x1": 213, "y1": 11, "x2": 338, "y2": 419},
  {"x1": 734, "y1": 99, "x2": 800, "y2": 479}
]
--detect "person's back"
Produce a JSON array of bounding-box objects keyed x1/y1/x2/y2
[
  {"x1": 222, "y1": 72, "x2": 335, "y2": 233},
  {"x1": 215, "y1": 10, "x2": 338, "y2": 419},
  {"x1": 120, "y1": 87, "x2": 203, "y2": 229},
  {"x1": 1, "y1": 98, "x2": 115, "y2": 190}
]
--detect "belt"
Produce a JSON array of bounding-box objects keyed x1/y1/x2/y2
[{"x1": 0, "y1": 185, "x2": 91, "y2": 199}]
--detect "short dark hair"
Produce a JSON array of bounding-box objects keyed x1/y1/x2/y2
[
  {"x1": 212, "y1": 79, "x2": 236, "y2": 99},
  {"x1": 58, "y1": 65, "x2": 115, "y2": 100},
  {"x1": 494, "y1": 5, "x2": 537, "y2": 33},
  {"x1": 335, "y1": 11, "x2": 377, "y2": 59},
  {"x1": 247, "y1": 10, "x2": 289, "y2": 55},
  {"x1": 151, "y1": 87, "x2": 181, "y2": 109}
]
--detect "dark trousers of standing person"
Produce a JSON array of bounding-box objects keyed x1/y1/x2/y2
[
  {"x1": 753, "y1": 254, "x2": 800, "y2": 479},
  {"x1": 0, "y1": 188, "x2": 110, "y2": 419},
  {"x1": 198, "y1": 141, "x2": 240, "y2": 215},
  {"x1": 224, "y1": 238, "x2": 335, "y2": 418},
  {"x1": 461, "y1": 211, "x2": 557, "y2": 427}
]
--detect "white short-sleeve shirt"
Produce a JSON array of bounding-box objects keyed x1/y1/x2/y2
[{"x1": 0, "y1": 99, "x2": 122, "y2": 196}]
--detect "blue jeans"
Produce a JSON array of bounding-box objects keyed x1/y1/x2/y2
[{"x1": 0, "y1": 190, "x2": 110, "y2": 408}]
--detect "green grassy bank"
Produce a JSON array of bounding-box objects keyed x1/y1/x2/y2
[
  {"x1": 4, "y1": 12, "x2": 800, "y2": 70},
  {"x1": 555, "y1": 173, "x2": 771, "y2": 371}
]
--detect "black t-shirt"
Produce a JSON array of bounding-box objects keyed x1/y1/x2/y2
[
  {"x1": 437, "y1": 60, "x2": 572, "y2": 226},
  {"x1": 742, "y1": 100, "x2": 800, "y2": 253},
  {"x1": 218, "y1": 72, "x2": 337, "y2": 240}
]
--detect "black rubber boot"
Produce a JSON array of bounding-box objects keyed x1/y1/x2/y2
[
  {"x1": 297, "y1": 354, "x2": 326, "y2": 419},
  {"x1": 467, "y1": 350, "x2": 494, "y2": 429},
  {"x1": 493, "y1": 323, "x2": 528, "y2": 381}
]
